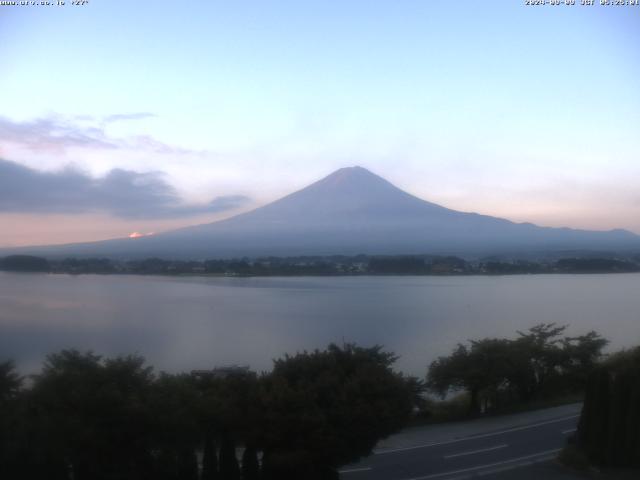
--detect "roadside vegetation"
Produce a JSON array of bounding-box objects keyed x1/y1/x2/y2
[
  {"x1": 0, "y1": 344, "x2": 415, "y2": 480},
  {"x1": 423, "y1": 324, "x2": 607, "y2": 420},
  {"x1": 425, "y1": 326, "x2": 639, "y2": 474},
  {"x1": 564, "y1": 346, "x2": 640, "y2": 470},
  {"x1": 1, "y1": 326, "x2": 636, "y2": 478}
]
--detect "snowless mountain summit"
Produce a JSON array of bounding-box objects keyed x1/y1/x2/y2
[{"x1": 8, "y1": 166, "x2": 640, "y2": 259}]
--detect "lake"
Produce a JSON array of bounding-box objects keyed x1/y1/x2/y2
[{"x1": 1, "y1": 272, "x2": 639, "y2": 376}]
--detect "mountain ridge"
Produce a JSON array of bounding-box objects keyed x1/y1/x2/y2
[{"x1": 3, "y1": 166, "x2": 639, "y2": 259}]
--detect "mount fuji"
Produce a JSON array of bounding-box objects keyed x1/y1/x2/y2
[{"x1": 7, "y1": 166, "x2": 639, "y2": 259}]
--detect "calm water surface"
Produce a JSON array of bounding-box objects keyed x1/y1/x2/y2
[{"x1": 1, "y1": 272, "x2": 639, "y2": 375}]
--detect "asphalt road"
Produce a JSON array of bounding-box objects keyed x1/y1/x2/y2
[{"x1": 339, "y1": 406, "x2": 581, "y2": 480}]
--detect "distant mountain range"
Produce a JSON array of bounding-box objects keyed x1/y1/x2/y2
[{"x1": 5, "y1": 166, "x2": 640, "y2": 259}]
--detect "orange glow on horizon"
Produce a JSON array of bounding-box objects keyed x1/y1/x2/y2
[{"x1": 128, "y1": 231, "x2": 155, "y2": 239}]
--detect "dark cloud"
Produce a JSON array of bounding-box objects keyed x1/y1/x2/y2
[
  {"x1": 0, "y1": 114, "x2": 197, "y2": 155},
  {"x1": 0, "y1": 159, "x2": 251, "y2": 219}
]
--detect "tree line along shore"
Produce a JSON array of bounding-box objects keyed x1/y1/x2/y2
[
  {"x1": 1, "y1": 324, "x2": 638, "y2": 479},
  {"x1": 2, "y1": 253, "x2": 640, "y2": 276}
]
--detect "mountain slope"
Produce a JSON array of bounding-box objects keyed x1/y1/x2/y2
[{"x1": 5, "y1": 166, "x2": 639, "y2": 259}]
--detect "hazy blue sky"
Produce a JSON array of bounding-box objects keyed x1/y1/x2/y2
[{"x1": 1, "y1": 1, "x2": 639, "y2": 246}]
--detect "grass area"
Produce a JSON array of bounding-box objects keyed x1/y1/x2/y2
[
  {"x1": 407, "y1": 392, "x2": 584, "y2": 428},
  {"x1": 483, "y1": 392, "x2": 584, "y2": 417},
  {"x1": 558, "y1": 445, "x2": 591, "y2": 472}
]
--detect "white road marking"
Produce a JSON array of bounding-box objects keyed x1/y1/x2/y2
[
  {"x1": 443, "y1": 444, "x2": 508, "y2": 459},
  {"x1": 375, "y1": 414, "x2": 579, "y2": 455},
  {"x1": 561, "y1": 428, "x2": 577, "y2": 434},
  {"x1": 403, "y1": 448, "x2": 562, "y2": 480},
  {"x1": 476, "y1": 453, "x2": 555, "y2": 477},
  {"x1": 339, "y1": 466, "x2": 372, "y2": 474}
]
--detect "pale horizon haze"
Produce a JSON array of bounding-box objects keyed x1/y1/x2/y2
[{"x1": 1, "y1": 1, "x2": 639, "y2": 247}]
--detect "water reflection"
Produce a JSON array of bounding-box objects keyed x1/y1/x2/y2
[{"x1": 1, "y1": 272, "x2": 639, "y2": 375}]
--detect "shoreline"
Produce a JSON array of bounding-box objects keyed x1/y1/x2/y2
[{"x1": 2, "y1": 270, "x2": 640, "y2": 278}]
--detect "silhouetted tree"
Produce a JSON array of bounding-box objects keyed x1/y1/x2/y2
[
  {"x1": 178, "y1": 448, "x2": 199, "y2": 480},
  {"x1": 194, "y1": 367, "x2": 264, "y2": 480},
  {"x1": 28, "y1": 350, "x2": 157, "y2": 480},
  {"x1": 219, "y1": 432, "x2": 241, "y2": 480},
  {"x1": 428, "y1": 324, "x2": 608, "y2": 414},
  {"x1": 428, "y1": 339, "x2": 513, "y2": 414},
  {"x1": 1, "y1": 255, "x2": 49, "y2": 272},
  {"x1": 150, "y1": 373, "x2": 201, "y2": 479},
  {"x1": 2, "y1": 344, "x2": 415, "y2": 479},
  {"x1": 576, "y1": 347, "x2": 640, "y2": 467},
  {"x1": 0, "y1": 361, "x2": 21, "y2": 403},
  {"x1": 368, "y1": 256, "x2": 427, "y2": 274},
  {"x1": 201, "y1": 433, "x2": 220, "y2": 480},
  {"x1": 241, "y1": 444, "x2": 260, "y2": 480},
  {"x1": 260, "y1": 344, "x2": 413, "y2": 478},
  {"x1": 0, "y1": 361, "x2": 25, "y2": 479}
]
